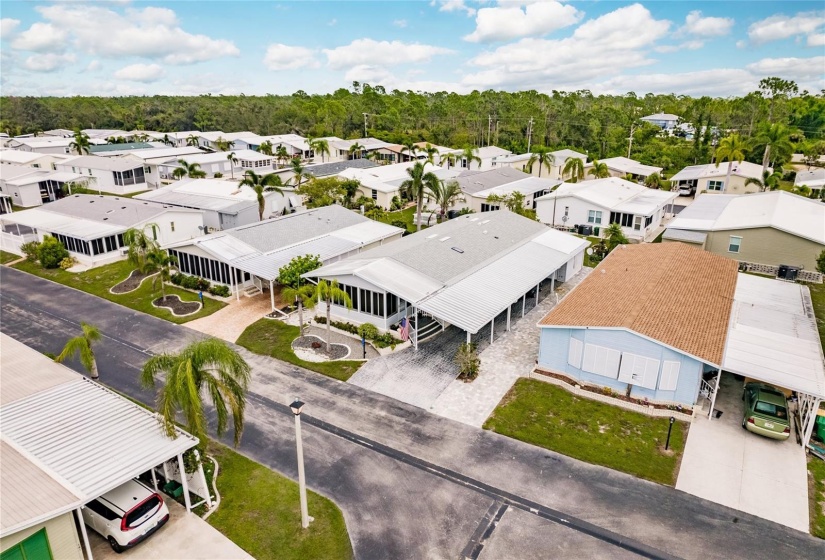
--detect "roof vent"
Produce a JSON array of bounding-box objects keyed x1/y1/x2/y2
[
  {"x1": 89, "y1": 200, "x2": 94, "y2": 203},
  {"x1": 451, "y1": 247, "x2": 464, "y2": 253},
  {"x1": 106, "y1": 209, "x2": 114, "y2": 214},
  {"x1": 439, "y1": 236, "x2": 451, "y2": 242},
  {"x1": 481, "y1": 219, "x2": 490, "y2": 224},
  {"x1": 482, "y1": 230, "x2": 487, "y2": 234},
  {"x1": 426, "y1": 234, "x2": 438, "y2": 239},
  {"x1": 121, "y1": 206, "x2": 126, "y2": 209},
  {"x1": 103, "y1": 217, "x2": 108, "y2": 220}
]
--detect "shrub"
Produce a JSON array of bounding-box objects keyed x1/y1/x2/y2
[
  {"x1": 177, "y1": 273, "x2": 211, "y2": 291},
  {"x1": 170, "y1": 272, "x2": 184, "y2": 285},
  {"x1": 213, "y1": 172, "x2": 223, "y2": 178},
  {"x1": 59, "y1": 256, "x2": 77, "y2": 270},
  {"x1": 357, "y1": 323, "x2": 379, "y2": 340},
  {"x1": 37, "y1": 236, "x2": 69, "y2": 269},
  {"x1": 19, "y1": 240, "x2": 42, "y2": 262},
  {"x1": 455, "y1": 343, "x2": 480, "y2": 381},
  {"x1": 390, "y1": 196, "x2": 402, "y2": 211},
  {"x1": 208, "y1": 284, "x2": 230, "y2": 297},
  {"x1": 390, "y1": 219, "x2": 407, "y2": 230},
  {"x1": 372, "y1": 332, "x2": 398, "y2": 349}
]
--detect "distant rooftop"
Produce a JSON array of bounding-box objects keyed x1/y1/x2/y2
[{"x1": 89, "y1": 142, "x2": 154, "y2": 153}]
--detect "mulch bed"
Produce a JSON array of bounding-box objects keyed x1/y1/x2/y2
[
  {"x1": 152, "y1": 295, "x2": 201, "y2": 317},
  {"x1": 293, "y1": 335, "x2": 349, "y2": 360},
  {"x1": 111, "y1": 269, "x2": 155, "y2": 294}
]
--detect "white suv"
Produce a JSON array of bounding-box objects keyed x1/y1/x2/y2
[{"x1": 82, "y1": 479, "x2": 170, "y2": 553}]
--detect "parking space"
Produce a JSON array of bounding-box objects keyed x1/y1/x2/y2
[
  {"x1": 676, "y1": 373, "x2": 809, "y2": 532},
  {"x1": 87, "y1": 499, "x2": 252, "y2": 560}
]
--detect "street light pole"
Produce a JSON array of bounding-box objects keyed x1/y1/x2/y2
[{"x1": 290, "y1": 400, "x2": 311, "y2": 529}]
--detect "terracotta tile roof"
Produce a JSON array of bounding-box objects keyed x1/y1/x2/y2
[{"x1": 539, "y1": 243, "x2": 738, "y2": 364}]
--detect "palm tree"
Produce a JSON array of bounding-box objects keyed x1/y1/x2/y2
[
  {"x1": 527, "y1": 146, "x2": 554, "y2": 177},
  {"x1": 147, "y1": 249, "x2": 177, "y2": 300},
  {"x1": 56, "y1": 322, "x2": 101, "y2": 380},
  {"x1": 401, "y1": 141, "x2": 418, "y2": 162},
  {"x1": 365, "y1": 205, "x2": 385, "y2": 221},
  {"x1": 349, "y1": 142, "x2": 365, "y2": 160},
  {"x1": 258, "y1": 140, "x2": 274, "y2": 156},
  {"x1": 753, "y1": 123, "x2": 794, "y2": 176},
  {"x1": 428, "y1": 179, "x2": 462, "y2": 221},
  {"x1": 161, "y1": 134, "x2": 174, "y2": 147},
  {"x1": 69, "y1": 130, "x2": 91, "y2": 155},
  {"x1": 275, "y1": 146, "x2": 290, "y2": 167},
  {"x1": 401, "y1": 161, "x2": 439, "y2": 232},
  {"x1": 604, "y1": 222, "x2": 629, "y2": 251},
  {"x1": 315, "y1": 279, "x2": 353, "y2": 353},
  {"x1": 140, "y1": 339, "x2": 251, "y2": 447},
  {"x1": 311, "y1": 138, "x2": 330, "y2": 162},
  {"x1": 644, "y1": 172, "x2": 663, "y2": 189},
  {"x1": 172, "y1": 167, "x2": 187, "y2": 180},
  {"x1": 562, "y1": 157, "x2": 585, "y2": 182},
  {"x1": 177, "y1": 159, "x2": 206, "y2": 179},
  {"x1": 588, "y1": 160, "x2": 610, "y2": 179},
  {"x1": 226, "y1": 151, "x2": 238, "y2": 179},
  {"x1": 745, "y1": 170, "x2": 783, "y2": 192},
  {"x1": 214, "y1": 137, "x2": 234, "y2": 152},
  {"x1": 123, "y1": 224, "x2": 160, "y2": 273},
  {"x1": 423, "y1": 144, "x2": 439, "y2": 165},
  {"x1": 714, "y1": 134, "x2": 747, "y2": 193},
  {"x1": 792, "y1": 184, "x2": 812, "y2": 198},
  {"x1": 186, "y1": 134, "x2": 200, "y2": 147},
  {"x1": 281, "y1": 284, "x2": 316, "y2": 336},
  {"x1": 439, "y1": 152, "x2": 458, "y2": 169},
  {"x1": 461, "y1": 146, "x2": 482, "y2": 171},
  {"x1": 240, "y1": 170, "x2": 286, "y2": 221},
  {"x1": 290, "y1": 158, "x2": 309, "y2": 189}
]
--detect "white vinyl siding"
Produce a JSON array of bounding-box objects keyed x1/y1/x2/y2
[
  {"x1": 659, "y1": 361, "x2": 681, "y2": 391},
  {"x1": 618, "y1": 352, "x2": 660, "y2": 389},
  {"x1": 581, "y1": 343, "x2": 621, "y2": 379},
  {"x1": 567, "y1": 338, "x2": 584, "y2": 369}
]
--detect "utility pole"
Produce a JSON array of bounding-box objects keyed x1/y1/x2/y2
[
  {"x1": 495, "y1": 119, "x2": 499, "y2": 146},
  {"x1": 487, "y1": 115, "x2": 492, "y2": 147},
  {"x1": 527, "y1": 117, "x2": 534, "y2": 152},
  {"x1": 362, "y1": 113, "x2": 368, "y2": 138},
  {"x1": 627, "y1": 123, "x2": 637, "y2": 159}
]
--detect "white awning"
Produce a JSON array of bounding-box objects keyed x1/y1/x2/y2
[{"x1": 0, "y1": 208, "x2": 124, "y2": 239}]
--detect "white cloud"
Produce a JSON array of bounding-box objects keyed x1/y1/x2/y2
[
  {"x1": 263, "y1": 44, "x2": 319, "y2": 70},
  {"x1": 681, "y1": 11, "x2": 734, "y2": 37},
  {"x1": 808, "y1": 33, "x2": 825, "y2": 47},
  {"x1": 746, "y1": 56, "x2": 825, "y2": 82},
  {"x1": 327, "y1": 18, "x2": 337, "y2": 26},
  {"x1": 23, "y1": 53, "x2": 76, "y2": 73},
  {"x1": 747, "y1": 12, "x2": 825, "y2": 44},
  {"x1": 393, "y1": 19, "x2": 408, "y2": 28},
  {"x1": 324, "y1": 39, "x2": 454, "y2": 69},
  {"x1": 34, "y1": 4, "x2": 239, "y2": 64},
  {"x1": 464, "y1": 1, "x2": 582, "y2": 43},
  {"x1": 595, "y1": 69, "x2": 756, "y2": 97},
  {"x1": 0, "y1": 18, "x2": 20, "y2": 39},
  {"x1": 114, "y1": 63, "x2": 166, "y2": 82},
  {"x1": 84, "y1": 60, "x2": 102, "y2": 72},
  {"x1": 11, "y1": 23, "x2": 68, "y2": 52},
  {"x1": 344, "y1": 65, "x2": 393, "y2": 83},
  {"x1": 655, "y1": 40, "x2": 705, "y2": 53},
  {"x1": 465, "y1": 4, "x2": 670, "y2": 90},
  {"x1": 431, "y1": 0, "x2": 476, "y2": 17}
]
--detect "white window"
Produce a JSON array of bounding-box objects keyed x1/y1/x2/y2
[
  {"x1": 567, "y1": 338, "x2": 584, "y2": 369},
  {"x1": 170, "y1": 222, "x2": 175, "y2": 232},
  {"x1": 658, "y1": 361, "x2": 681, "y2": 391},
  {"x1": 728, "y1": 236, "x2": 741, "y2": 253},
  {"x1": 707, "y1": 180, "x2": 724, "y2": 191},
  {"x1": 618, "y1": 353, "x2": 660, "y2": 390},
  {"x1": 633, "y1": 216, "x2": 643, "y2": 231},
  {"x1": 581, "y1": 343, "x2": 621, "y2": 379},
  {"x1": 587, "y1": 210, "x2": 602, "y2": 224}
]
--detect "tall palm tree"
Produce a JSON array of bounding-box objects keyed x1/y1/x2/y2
[
  {"x1": 753, "y1": 123, "x2": 794, "y2": 176},
  {"x1": 315, "y1": 279, "x2": 352, "y2": 353},
  {"x1": 290, "y1": 158, "x2": 309, "y2": 189},
  {"x1": 186, "y1": 134, "x2": 200, "y2": 147},
  {"x1": 140, "y1": 339, "x2": 251, "y2": 447},
  {"x1": 281, "y1": 284, "x2": 316, "y2": 336},
  {"x1": 161, "y1": 134, "x2": 174, "y2": 147},
  {"x1": 562, "y1": 157, "x2": 585, "y2": 182},
  {"x1": 527, "y1": 146, "x2": 553, "y2": 177},
  {"x1": 177, "y1": 159, "x2": 206, "y2": 179},
  {"x1": 423, "y1": 143, "x2": 439, "y2": 165},
  {"x1": 56, "y1": 322, "x2": 101, "y2": 380},
  {"x1": 427, "y1": 179, "x2": 462, "y2": 221},
  {"x1": 461, "y1": 146, "x2": 482, "y2": 171},
  {"x1": 644, "y1": 172, "x2": 663, "y2": 189},
  {"x1": 69, "y1": 130, "x2": 91, "y2": 155},
  {"x1": 311, "y1": 138, "x2": 330, "y2": 162},
  {"x1": 714, "y1": 134, "x2": 747, "y2": 192},
  {"x1": 401, "y1": 161, "x2": 439, "y2": 232},
  {"x1": 588, "y1": 160, "x2": 610, "y2": 179},
  {"x1": 744, "y1": 169, "x2": 783, "y2": 192},
  {"x1": 226, "y1": 151, "x2": 238, "y2": 179},
  {"x1": 275, "y1": 146, "x2": 290, "y2": 167},
  {"x1": 214, "y1": 137, "x2": 234, "y2": 152},
  {"x1": 349, "y1": 142, "x2": 365, "y2": 160},
  {"x1": 147, "y1": 249, "x2": 177, "y2": 300},
  {"x1": 123, "y1": 223, "x2": 160, "y2": 273},
  {"x1": 258, "y1": 140, "x2": 274, "y2": 156},
  {"x1": 239, "y1": 170, "x2": 286, "y2": 221},
  {"x1": 401, "y1": 141, "x2": 418, "y2": 162},
  {"x1": 439, "y1": 152, "x2": 458, "y2": 169}
]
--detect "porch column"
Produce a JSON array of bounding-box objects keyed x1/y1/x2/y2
[
  {"x1": 177, "y1": 453, "x2": 192, "y2": 512},
  {"x1": 490, "y1": 317, "x2": 494, "y2": 344},
  {"x1": 15, "y1": 223, "x2": 21, "y2": 236},
  {"x1": 150, "y1": 467, "x2": 159, "y2": 491},
  {"x1": 522, "y1": 293, "x2": 526, "y2": 317},
  {"x1": 551, "y1": 277, "x2": 555, "y2": 293},
  {"x1": 802, "y1": 397, "x2": 821, "y2": 448},
  {"x1": 194, "y1": 450, "x2": 213, "y2": 509},
  {"x1": 75, "y1": 508, "x2": 93, "y2": 560},
  {"x1": 506, "y1": 305, "x2": 511, "y2": 331},
  {"x1": 466, "y1": 331, "x2": 471, "y2": 344},
  {"x1": 234, "y1": 268, "x2": 240, "y2": 301},
  {"x1": 412, "y1": 307, "x2": 418, "y2": 351},
  {"x1": 535, "y1": 283, "x2": 540, "y2": 307},
  {"x1": 708, "y1": 368, "x2": 722, "y2": 420},
  {"x1": 269, "y1": 279, "x2": 275, "y2": 312}
]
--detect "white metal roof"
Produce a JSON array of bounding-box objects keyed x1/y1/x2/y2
[
  {"x1": 474, "y1": 176, "x2": 561, "y2": 198},
  {"x1": 537, "y1": 177, "x2": 677, "y2": 215},
  {"x1": 794, "y1": 168, "x2": 825, "y2": 189},
  {"x1": 669, "y1": 161, "x2": 765, "y2": 182},
  {"x1": 0, "y1": 334, "x2": 197, "y2": 537},
  {"x1": 0, "y1": 150, "x2": 45, "y2": 164},
  {"x1": 722, "y1": 274, "x2": 825, "y2": 398},
  {"x1": 597, "y1": 157, "x2": 662, "y2": 176},
  {"x1": 0, "y1": 207, "x2": 125, "y2": 239},
  {"x1": 662, "y1": 229, "x2": 708, "y2": 243}
]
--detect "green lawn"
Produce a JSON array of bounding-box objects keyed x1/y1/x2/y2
[
  {"x1": 12, "y1": 259, "x2": 224, "y2": 324},
  {"x1": 378, "y1": 206, "x2": 427, "y2": 234},
  {"x1": 810, "y1": 458, "x2": 825, "y2": 539},
  {"x1": 0, "y1": 250, "x2": 20, "y2": 264},
  {"x1": 484, "y1": 379, "x2": 687, "y2": 485},
  {"x1": 236, "y1": 318, "x2": 363, "y2": 381},
  {"x1": 809, "y1": 282, "x2": 825, "y2": 350},
  {"x1": 207, "y1": 443, "x2": 353, "y2": 560}
]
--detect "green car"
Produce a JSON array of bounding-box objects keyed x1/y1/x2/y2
[{"x1": 742, "y1": 383, "x2": 791, "y2": 440}]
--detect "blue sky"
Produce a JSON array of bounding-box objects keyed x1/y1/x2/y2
[{"x1": 1, "y1": 1, "x2": 823, "y2": 97}]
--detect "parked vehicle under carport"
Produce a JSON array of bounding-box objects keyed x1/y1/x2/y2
[{"x1": 742, "y1": 383, "x2": 791, "y2": 440}]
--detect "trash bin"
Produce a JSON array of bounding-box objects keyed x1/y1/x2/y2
[
  {"x1": 447, "y1": 210, "x2": 458, "y2": 219},
  {"x1": 816, "y1": 414, "x2": 825, "y2": 442}
]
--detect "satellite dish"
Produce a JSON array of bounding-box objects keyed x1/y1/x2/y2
[
  {"x1": 586, "y1": 247, "x2": 594, "y2": 256},
  {"x1": 561, "y1": 215, "x2": 568, "y2": 222}
]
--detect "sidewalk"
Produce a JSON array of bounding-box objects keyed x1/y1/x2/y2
[
  {"x1": 429, "y1": 268, "x2": 592, "y2": 427},
  {"x1": 187, "y1": 296, "x2": 271, "y2": 343}
]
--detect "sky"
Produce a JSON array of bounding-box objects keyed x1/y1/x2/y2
[{"x1": 0, "y1": 1, "x2": 823, "y2": 98}]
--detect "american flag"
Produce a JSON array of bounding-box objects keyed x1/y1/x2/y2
[{"x1": 398, "y1": 317, "x2": 409, "y2": 341}]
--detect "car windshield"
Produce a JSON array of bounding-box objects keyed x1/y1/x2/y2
[
  {"x1": 125, "y1": 495, "x2": 160, "y2": 528},
  {"x1": 754, "y1": 400, "x2": 788, "y2": 420}
]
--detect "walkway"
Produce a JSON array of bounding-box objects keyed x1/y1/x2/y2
[
  {"x1": 430, "y1": 268, "x2": 592, "y2": 426},
  {"x1": 305, "y1": 323, "x2": 381, "y2": 360},
  {"x1": 186, "y1": 295, "x2": 271, "y2": 343},
  {"x1": 676, "y1": 372, "x2": 809, "y2": 532}
]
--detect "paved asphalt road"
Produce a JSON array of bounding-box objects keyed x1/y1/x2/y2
[{"x1": 2, "y1": 266, "x2": 823, "y2": 560}]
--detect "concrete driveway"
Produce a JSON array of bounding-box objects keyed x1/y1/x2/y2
[
  {"x1": 676, "y1": 373, "x2": 809, "y2": 532},
  {"x1": 88, "y1": 499, "x2": 252, "y2": 560}
]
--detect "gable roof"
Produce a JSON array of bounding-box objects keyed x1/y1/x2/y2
[
  {"x1": 597, "y1": 157, "x2": 662, "y2": 176},
  {"x1": 57, "y1": 155, "x2": 146, "y2": 172},
  {"x1": 536, "y1": 177, "x2": 677, "y2": 214},
  {"x1": 539, "y1": 243, "x2": 738, "y2": 365},
  {"x1": 669, "y1": 161, "x2": 765, "y2": 182},
  {"x1": 666, "y1": 190, "x2": 825, "y2": 244},
  {"x1": 455, "y1": 167, "x2": 531, "y2": 195},
  {"x1": 795, "y1": 168, "x2": 825, "y2": 188},
  {"x1": 476, "y1": 146, "x2": 512, "y2": 159}
]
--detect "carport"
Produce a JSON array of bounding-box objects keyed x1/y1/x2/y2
[{"x1": 0, "y1": 334, "x2": 203, "y2": 560}]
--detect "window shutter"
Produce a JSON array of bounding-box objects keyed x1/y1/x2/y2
[
  {"x1": 618, "y1": 354, "x2": 635, "y2": 383},
  {"x1": 568, "y1": 338, "x2": 583, "y2": 369},
  {"x1": 603, "y1": 348, "x2": 621, "y2": 379},
  {"x1": 659, "y1": 361, "x2": 681, "y2": 391},
  {"x1": 618, "y1": 352, "x2": 660, "y2": 389},
  {"x1": 582, "y1": 344, "x2": 620, "y2": 379},
  {"x1": 581, "y1": 343, "x2": 598, "y2": 373}
]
